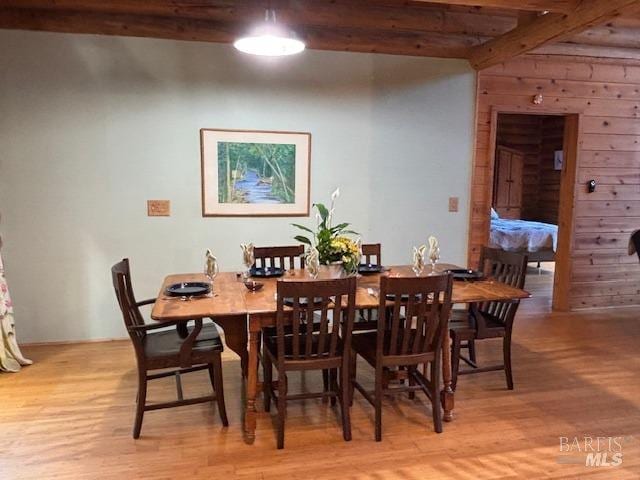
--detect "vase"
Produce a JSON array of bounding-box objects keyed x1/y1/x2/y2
[{"x1": 319, "y1": 261, "x2": 345, "y2": 278}]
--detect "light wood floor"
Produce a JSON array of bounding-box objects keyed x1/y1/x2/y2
[{"x1": 2, "y1": 284, "x2": 640, "y2": 479}]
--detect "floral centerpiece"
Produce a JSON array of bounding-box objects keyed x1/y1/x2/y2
[{"x1": 292, "y1": 188, "x2": 360, "y2": 276}]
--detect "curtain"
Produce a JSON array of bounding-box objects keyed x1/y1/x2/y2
[{"x1": 0, "y1": 251, "x2": 32, "y2": 372}]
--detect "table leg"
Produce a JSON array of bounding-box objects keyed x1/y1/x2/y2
[
  {"x1": 243, "y1": 319, "x2": 260, "y2": 444},
  {"x1": 213, "y1": 315, "x2": 249, "y2": 377},
  {"x1": 441, "y1": 326, "x2": 455, "y2": 422}
]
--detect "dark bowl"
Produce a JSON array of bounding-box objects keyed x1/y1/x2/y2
[{"x1": 244, "y1": 280, "x2": 264, "y2": 292}]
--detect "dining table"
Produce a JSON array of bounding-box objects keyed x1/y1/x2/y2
[{"x1": 151, "y1": 263, "x2": 530, "y2": 444}]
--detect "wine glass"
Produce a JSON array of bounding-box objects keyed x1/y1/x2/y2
[
  {"x1": 412, "y1": 246, "x2": 425, "y2": 276},
  {"x1": 429, "y1": 246, "x2": 440, "y2": 275},
  {"x1": 204, "y1": 254, "x2": 218, "y2": 295},
  {"x1": 241, "y1": 243, "x2": 255, "y2": 281},
  {"x1": 305, "y1": 248, "x2": 320, "y2": 279}
]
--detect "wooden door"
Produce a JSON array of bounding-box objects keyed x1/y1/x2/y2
[{"x1": 493, "y1": 146, "x2": 523, "y2": 219}]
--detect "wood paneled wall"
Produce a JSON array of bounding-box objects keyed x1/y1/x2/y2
[
  {"x1": 495, "y1": 114, "x2": 564, "y2": 222},
  {"x1": 537, "y1": 116, "x2": 564, "y2": 224},
  {"x1": 471, "y1": 57, "x2": 640, "y2": 310}
]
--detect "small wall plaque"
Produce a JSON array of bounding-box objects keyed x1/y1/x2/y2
[
  {"x1": 448, "y1": 197, "x2": 459, "y2": 212},
  {"x1": 147, "y1": 200, "x2": 170, "y2": 217}
]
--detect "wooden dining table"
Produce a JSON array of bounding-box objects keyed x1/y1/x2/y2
[{"x1": 151, "y1": 264, "x2": 530, "y2": 444}]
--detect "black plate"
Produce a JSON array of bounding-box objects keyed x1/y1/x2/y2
[
  {"x1": 385, "y1": 293, "x2": 423, "y2": 302},
  {"x1": 358, "y1": 263, "x2": 384, "y2": 275},
  {"x1": 250, "y1": 266, "x2": 285, "y2": 278},
  {"x1": 283, "y1": 296, "x2": 326, "y2": 307},
  {"x1": 446, "y1": 269, "x2": 484, "y2": 281},
  {"x1": 165, "y1": 282, "x2": 211, "y2": 297}
]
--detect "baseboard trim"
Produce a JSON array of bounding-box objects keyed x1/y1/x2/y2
[
  {"x1": 21, "y1": 330, "x2": 228, "y2": 347},
  {"x1": 21, "y1": 337, "x2": 128, "y2": 347}
]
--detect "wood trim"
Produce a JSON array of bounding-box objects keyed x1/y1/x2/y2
[
  {"x1": 199, "y1": 128, "x2": 312, "y2": 218},
  {"x1": 553, "y1": 114, "x2": 580, "y2": 311},
  {"x1": 472, "y1": 105, "x2": 581, "y2": 312},
  {"x1": 21, "y1": 337, "x2": 128, "y2": 347}
]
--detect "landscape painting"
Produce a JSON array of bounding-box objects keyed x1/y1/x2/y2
[
  {"x1": 201, "y1": 129, "x2": 310, "y2": 216},
  {"x1": 217, "y1": 142, "x2": 296, "y2": 205}
]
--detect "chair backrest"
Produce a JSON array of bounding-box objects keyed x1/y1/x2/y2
[
  {"x1": 362, "y1": 243, "x2": 382, "y2": 265},
  {"x1": 111, "y1": 259, "x2": 145, "y2": 334},
  {"x1": 377, "y1": 274, "x2": 453, "y2": 362},
  {"x1": 254, "y1": 245, "x2": 305, "y2": 270},
  {"x1": 275, "y1": 276, "x2": 357, "y2": 363},
  {"x1": 478, "y1": 247, "x2": 528, "y2": 321},
  {"x1": 631, "y1": 230, "x2": 640, "y2": 262}
]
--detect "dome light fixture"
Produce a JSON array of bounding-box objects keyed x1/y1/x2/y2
[{"x1": 234, "y1": 9, "x2": 305, "y2": 57}]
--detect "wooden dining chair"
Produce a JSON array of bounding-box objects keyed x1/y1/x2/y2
[
  {"x1": 361, "y1": 243, "x2": 382, "y2": 265},
  {"x1": 253, "y1": 245, "x2": 305, "y2": 270},
  {"x1": 351, "y1": 274, "x2": 453, "y2": 441},
  {"x1": 356, "y1": 243, "x2": 382, "y2": 331},
  {"x1": 449, "y1": 248, "x2": 528, "y2": 391},
  {"x1": 111, "y1": 259, "x2": 228, "y2": 438},
  {"x1": 262, "y1": 276, "x2": 357, "y2": 449}
]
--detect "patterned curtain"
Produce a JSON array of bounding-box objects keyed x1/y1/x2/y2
[{"x1": 0, "y1": 251, "x2": 32, "y2": 372}]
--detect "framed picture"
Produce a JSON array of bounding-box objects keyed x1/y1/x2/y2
[{"x1": 200, "y1": 129, "x2": 311, "y2": 217}]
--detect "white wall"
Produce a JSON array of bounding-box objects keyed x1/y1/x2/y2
[{"x1": 0, "y1": 30, "x2": 475, "y2": 342}]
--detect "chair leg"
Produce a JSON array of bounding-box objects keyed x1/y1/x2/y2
[
  {"x1": 468, "y1": 339, "x2": 477, "y2": 363},
  {"x1": 340, "y1": 366, "x2": 352, "y2": 441},
  {"x1": 133, "y1": 368, "x2": 147, "y2": 439},
  {"x1": 504, "y1": 328, "x2": 514, "y2": 390},
  {"x1": 263, "y1": 351, "x2": 273, "y2": 412},
  {"x1": 277, "y1": 372, "x2": 287, "y2": 449},
  {"x1": 322, "y1": 369, "x2": 329, "y2": 404},
  {"x1": 430, "y1": 359, "x2": 443, "y2": 433},
  {"x1": 330, "y1": 369, "x2": 338, "y2": 407},
  {"x1": 451, "y1": 332, "x2": 462, "y2": 391},
  {"x1": 408, "y1": 366, "x2": 416, "y2": 400},
  {"x1": 210, "y1": 355, "x2": 229, "y2": 427},
  {"x1": 374, "y1": 366, "x2": 383, "y2": 442},
  {"x1": 349, "y1": 350, "x2": 357, "y2": 406}
]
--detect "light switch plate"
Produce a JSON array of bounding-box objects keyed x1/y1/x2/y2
[
  {"x1": 147, "y1": 200, "x2": 170, "y2": 216},
  {"x1": 448, "y1": 197, "x2": 459, "y2": 213}
]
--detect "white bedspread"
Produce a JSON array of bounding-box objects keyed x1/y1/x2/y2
[{"x1": 489, "y1": 218, "x2": 558, "y2": 252}]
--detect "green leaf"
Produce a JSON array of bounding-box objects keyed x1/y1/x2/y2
[
  {"x1": 330, "y1": 222, "x2": 350, "y2": 233},
  {"x1": 294, "y1": 235, "x2": 312, "y2": 246},
  {"x1": 342, "y1": 230, "x2": 360, "y2": 236},
  {"x1": 291, "y1": 223, "x2": 314, "y2": 234},
  {"x1": 314, "y1": 203, "x2": 329, "y2": 222}
]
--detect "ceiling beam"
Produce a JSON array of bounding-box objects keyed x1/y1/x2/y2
[
  {"x1": 0, "y1": 1, "x2": 517, "y2": 37},
  {"x1": 411, "y1": 0, "x2": 578, "y2": 14},
  {"x1": 468, "y1": 0, "x2": 640, "y2": 70},
  {"x1": 0, "y1": 7, "x2": 481, "y2": 58}
]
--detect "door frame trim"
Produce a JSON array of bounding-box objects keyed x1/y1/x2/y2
[{"x1": 474, "y1": 106, "x2": 582, "y2": 312}]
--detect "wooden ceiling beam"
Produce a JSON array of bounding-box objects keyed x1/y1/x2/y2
[
  {"x1": 0, "y1": 1, "x2": 517, "y2": 37},
  {"x1": 0, "y1": 7, "x2": 482, "y2": 59},
  {"x1": 468, "y1": 0, "x2": 640, "y2": 70},
  {"x1": 411, "y1": 0, "x2": 578, "y2": 14}
]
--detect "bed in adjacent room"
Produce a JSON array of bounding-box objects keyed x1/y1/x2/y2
[{"x1": 489, "y1": 208, "x2": 557, "y2": 263}]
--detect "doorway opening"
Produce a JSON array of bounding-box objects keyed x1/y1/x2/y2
[{"x1": 488, "y1": 112, "x2": 577, "y2": 312}]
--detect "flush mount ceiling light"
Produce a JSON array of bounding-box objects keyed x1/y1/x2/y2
[{"x1": 233, "y1": 9, "x2": 305, "y2": 57}]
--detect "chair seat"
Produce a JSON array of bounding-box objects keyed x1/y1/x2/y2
[
  {"x1": 264, "y1": 332, "x2": 343, "y2": 360},
  {"x1": 449, "y1": 310, "x2": 505, "y2": 340},
  {"x1": 144, "y1": 323, "x2": 223, "y2": 359},
  {"x1": 450, "y1": 308, "x2": 470, "y2": 323},
  {"x1": 351, "y1": 331, "x2": 435, "y2": 367}
]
